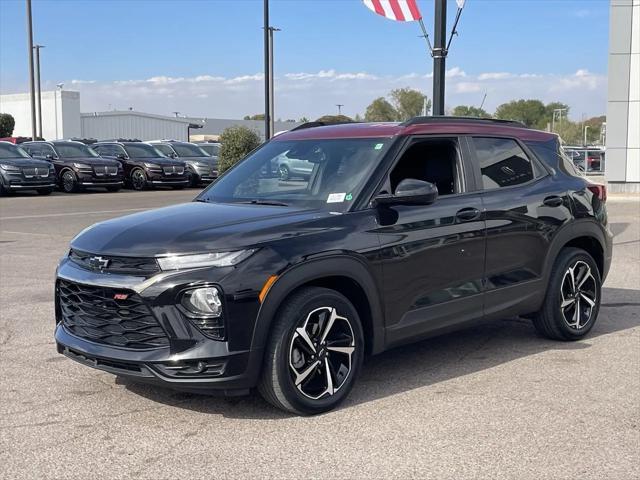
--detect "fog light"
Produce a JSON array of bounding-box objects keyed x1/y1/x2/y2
[{"x1": 182, "y1": 287, "x2": 222, "y2": 316}]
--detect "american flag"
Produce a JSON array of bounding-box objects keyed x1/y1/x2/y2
[{"x1": 362, "y1": 0, "x2": 422, "y2": 22}]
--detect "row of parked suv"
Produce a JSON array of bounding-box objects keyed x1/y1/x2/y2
[{"x1": 0, "y1": 139, "x2": 220, "y2": 195}]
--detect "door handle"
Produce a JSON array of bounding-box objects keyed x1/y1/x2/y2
[
  {"x1": 455, "y1": 207, "x2": 481, "y2": 222},
  {"x1": 543, "y1": 196, "x2": 564, "y2": 207}
]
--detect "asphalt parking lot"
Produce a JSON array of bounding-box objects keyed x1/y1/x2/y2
[{"x1": 1, "y1": 189, "x2": 638, "y2": 480}]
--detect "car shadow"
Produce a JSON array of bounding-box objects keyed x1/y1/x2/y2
[{"x1": 118, "y1": 286, "x2": 640, "y2": 419}]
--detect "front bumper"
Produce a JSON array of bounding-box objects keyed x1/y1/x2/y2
[
  {"x1": 77, "y1": 171, "x2": 124, "y2": 187},
  {"x1": 1, "y1": 171, "x2": 56, "y2": 190},
  {"x1": 54, "y1": 257, "x2": 265, "y2": 394}
]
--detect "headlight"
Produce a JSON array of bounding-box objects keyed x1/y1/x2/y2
[
  {"x1": 157, "y1": 249, "x2": 256, "y2": 271},
  {"x1": 182, "y1": 287, "x2": 222, "y2": 316},
  {"x1": 0, "y1": 163, "x2": 20, "y2": 171},
  {"x1": 73, "y1": 163, "x2": 91, "y2": 169},
  {"x1": 144, "y1": 162, "x2": 161, "y2": 169}
]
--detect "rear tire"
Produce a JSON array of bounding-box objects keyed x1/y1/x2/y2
[
  {"x1": 36, "y1": 188, "x2": 53, "y2": 195},
  {"x1": 258, "y1": 286, "x2": 364, "y2": 415},
  {"x1": 279, "y1": 164, "x2": 290, "y2": 181},
  {"x1": 532, "y1": 247, "x2": 601, "y2": 340}
]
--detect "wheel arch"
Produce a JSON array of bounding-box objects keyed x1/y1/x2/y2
[{"x1": 251, "y1": 254, "x2": 385, "y2": 357}]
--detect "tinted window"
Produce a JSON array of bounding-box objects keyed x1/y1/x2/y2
[
  {"x1": 200, "y1": 144, "x2": 220, "y2": 156},
  {"x1": 171, "y1": 143, "x2": 208, "y2": 157},
  {"x1": 473, "y1": 137, "x2": 534, "y2": 189},
  {"x1": 0, "y1": 143, "x2": 31, "y2": 159},
  {"x1": 527, "y1": 139, "x2": 583, "y2": 177},
  {"x1": 53, "y1": 142, "x2": 100, "y2": 158},
  {"x1": 123, "y1": 143, "x2": 165, "y2": 158},
  {"x1": 154, "y1": 144, "x2": 176, "y2": 157},
  {"x1": 23, "y1": 144, "x2": 41, "y2": 156}
]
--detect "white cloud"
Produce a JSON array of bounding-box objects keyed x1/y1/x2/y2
[{"x1": 59, "y1": 67, "x2": 607, "y2": 120}]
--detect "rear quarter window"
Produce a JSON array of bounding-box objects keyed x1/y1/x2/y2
[{"x1": 526, "y1": 139, "x2": 583, "y2": 177}]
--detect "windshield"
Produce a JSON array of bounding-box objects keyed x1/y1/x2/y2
[
  {"x1": 54, "y1": 143, "x2": 100, "y2": 158},
  {"x1": 0, "y1": 143, "x2": 31, "y2": 159},
  {"x1": 124, "y1": 143, "x2": 166, "y2": 158},
  {"x1": 200, "y1": 144, "x2": 220, "y2": 156},
  {"x1": 197, "y1": 137, "x2": 391, "y2": 212},
  {"x1": 172, "y1": 143, "x2": 209, "y2": 157},
  {"x1": 154, "y1": 144, "x2": 176, "y2": 157}
]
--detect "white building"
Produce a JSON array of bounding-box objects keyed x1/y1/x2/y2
[
  {"x1": 80, "y1": 111, "x2": 191, "y2": 141},
  {"x1": 0, "y1": 90, "x2": 81, "y2": 139},
  {"x1": 606, "y1": 0, "x2": 640, "y2": 192}
]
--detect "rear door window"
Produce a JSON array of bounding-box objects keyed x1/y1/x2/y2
[{"x1": 472, "y1": 137, "x2": 535, "y2": 189}]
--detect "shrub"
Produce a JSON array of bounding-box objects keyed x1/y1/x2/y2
[
  {"x1": 0, "y1": 113, "x2": 15, "y2": 137},
  {"x1": 218, "y1": 125, "x2": 262, "y2": 174}
]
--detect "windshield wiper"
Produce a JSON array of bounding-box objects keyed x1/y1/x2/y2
[{"x1": 238, "y1": 199, "x2": 289, "y2": 207}]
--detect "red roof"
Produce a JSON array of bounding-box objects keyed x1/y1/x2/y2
[{"x1": 273, "y1": 120, "x2": 556, "y2": 143}]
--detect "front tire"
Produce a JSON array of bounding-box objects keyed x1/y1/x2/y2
[
  {"x1": 61, "y1": 170, "x2": 79, "y2": 193},
  {"x1": 533, "y1": 247, "x2": 601, "y2": 340},
  {"x1": 278, "y1": 164, "x2": 290, "y2": 181},
  {"x1": 258, "y1": 287, "x2": 364, "y2": 415},
  {"x1": 130, "y1": 168, "x2": 147, "y2": 191}
]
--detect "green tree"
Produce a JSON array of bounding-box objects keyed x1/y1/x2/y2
[
  {"x1": 583, "y1": 115, "x2": 606, "y2": 144},
  {"x1": 364, "y1": 97, "x2": 398, "y2": 122},
  {"x1": 243, "y1": 114, "x2": 265, "y2": 121},
  {"x1": 217, "y1": 125, "x2": 262, "y2": 174},
  {"x1": 555, "y1": 120, "x2": 583, "y2": 145},
  {"x1": 315, "y1": 114, "x2": 353, "y2": 124},
  {"x1": 0, "y1": 113, "x2": 15, "y2": 137},
  {"x1": 450, "y1": 105, "x2": 491, "y2": 118},
  {"x1": 298, "y1": 116, "x2": 310, "y2": 123},
  {"x1": 390, "y1": 88, "x2": 430, "y2": 120},
  {"x1": 494, "y1": 99, "x2": 547, "y2": 128}
]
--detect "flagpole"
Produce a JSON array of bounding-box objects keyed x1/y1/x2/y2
[
  {"x1": 263, "y1": 0, "x2": 271, "y2": 140},
  {"x1": 432, "y1": 0, "x2": 447, "y2": 116}
]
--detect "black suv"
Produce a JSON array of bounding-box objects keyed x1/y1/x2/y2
[
  {"x1": 93, "y1": 140, "x2": 189, "y2": 190},
  {"x1": 22, "y1": 140, "x2": 123, "y2": 193},
  {"x1": 150, "y1": 140, "x2": 218, "y2": 186},
  {"x1": 55, "y1": 118, "x2": 612, "y2": 415},
  {"x1": 0, "y1": 141, "x2": 56, "y2": 195}
]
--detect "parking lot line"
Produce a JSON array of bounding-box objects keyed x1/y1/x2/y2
[{"x1": 0, "y1": 207, "x2": 147, "y2": 221}]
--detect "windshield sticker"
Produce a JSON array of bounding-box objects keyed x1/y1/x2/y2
[
  {"x1": 327, "y1": 192, "x2": 346, "y2": 203},
  {"x1": 374, "y1": 143, "x2": 384, "y2": 150},
  {"x1": 345, "y1": 193, "x2": 353, "y2": 201}
]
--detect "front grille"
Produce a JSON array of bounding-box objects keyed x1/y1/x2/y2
[
  {"x1": 69, "y1": 249, "x2": 160, "y2": 275},
  {"x1": 58, "y1": 279, "x2": 169, "y2": 350},
  {"x1": 22, "y1": 167, "x2": 50, "y2": 178},
  {"x1": 163, "y1": 166, "x2": 184, "y2": 175},
  {"x1": 94, "y1": 165, "x2": 119, "y2": 176}
]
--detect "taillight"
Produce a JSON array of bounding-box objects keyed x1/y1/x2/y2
[{"x1": 587, "y1": 184, "x2": 607, "y2": 202}]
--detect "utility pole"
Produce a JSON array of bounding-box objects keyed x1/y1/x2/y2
[
  {"x1": 263, "y1": 0, "x2": 271, "y2": 140},
  {"x1": 268, "y1": 26, "x2": 280, "y2": 138},
  {"x1": 336, "y1": 104, "x2": 344, "y2": 115},
  {"x1": 432, "y1": 0, "x2": 447, "y2": 116},
  {"x1": 584, "y1": 125, "x2": 590, "y2": 146},
  {"x1": 26, "y1": 0, "x2": 37, "y2": 140},
  {"x1": 34, "y1": 44, "x2": 44, "y2": 139}
]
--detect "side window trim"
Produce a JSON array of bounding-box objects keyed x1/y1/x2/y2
[{"x1": 467, "y1": 135, "x2": 547, "y2": 192}]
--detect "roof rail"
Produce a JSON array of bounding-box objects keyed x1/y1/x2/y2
[
  {"x1": 401, "y1": 116, "x2": 527, "y2": 128},
  {"x1": 99, "y1": 138, "x2": 142, "y2": 143},
  {"x1": 290, "y1": 120, "x2": 356, "y2": 131}
]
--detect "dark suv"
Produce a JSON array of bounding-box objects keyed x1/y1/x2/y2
[
  {"x1": 22, "y1": 140, "x2": 123, "y2": 193},
  {"x1": 150, "y1": 140, "x2": 218, "y2": 186},
  {"x1": 93, "y1": 140, "x2": 189, "y2": 190},
  {"x1": 0, "y1": 141, "x2": 56, "y2": 195},
  {"x1": 55, "y1": 118, "x2": 612, "y2": 415}
]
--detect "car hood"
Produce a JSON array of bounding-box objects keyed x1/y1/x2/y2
[
  {"x1": 0, "y1": 157, "x2": 51, "y2": 168},
  {"x1": 179, "y1": 156, "x2": 217, "y2": 166},
  {"x1": 133, "y1": 157, "x2": 184, "y2": 166},
  {"x1": 63, "y1": 157, "x2": 120, "y2": 166},
  {"x1": 71, "y1": 201, "x2": 333, "y2": 257}
]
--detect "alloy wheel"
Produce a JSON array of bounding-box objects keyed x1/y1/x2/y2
[
  {"x1": 62, "y1": 171, "x2": 76, "y2": 192},
  {"x1": 560, "y1": 260, "x2": 597, "y2": 330},
  {"x1": 131, "y1": 169, "x2": 146, "y2": 190},
  {"x1": 288, "y1": 306, "x2": 355, "y2": 400},
  {"x1": 279, "y1": 165, "x2": 290, "y2": 181}
]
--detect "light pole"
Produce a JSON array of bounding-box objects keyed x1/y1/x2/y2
[
  {"x1": 432, "y1": 0, "x2": 447, "y2": 116},
  {"x1": 26, "y1": 0, "x2": 37, "y2": 140},
  {"x1": 34, "y1": 44, "x2": 45, "y2": 139},
  {"x1": 336, "y1": 104, "x2": 344, "y2": 115},
  {"x1": 263, "y1": 0, "x2": 271, "y2": 140},
  {"x1": 268, "y1": 26, "x2": 280, "y2": 138}
]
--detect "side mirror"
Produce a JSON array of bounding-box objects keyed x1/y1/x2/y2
[
  {"x1": 116, "y1": 153, "x2": 127, "y2": 160},
  {"x1": 374, "y1": 178, "x2": 438, "y2": 206},
  {"x1": 46, "y1": 154, "x2": 55, "y2": 160}
]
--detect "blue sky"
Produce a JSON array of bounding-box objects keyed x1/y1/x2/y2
[{"x1": 0, "y1": 0, "x2": 610, "y2": 119}]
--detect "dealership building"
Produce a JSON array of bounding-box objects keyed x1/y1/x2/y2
[{"x1": 0, "y1": 90, "x2": 299, "y2": 142}]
